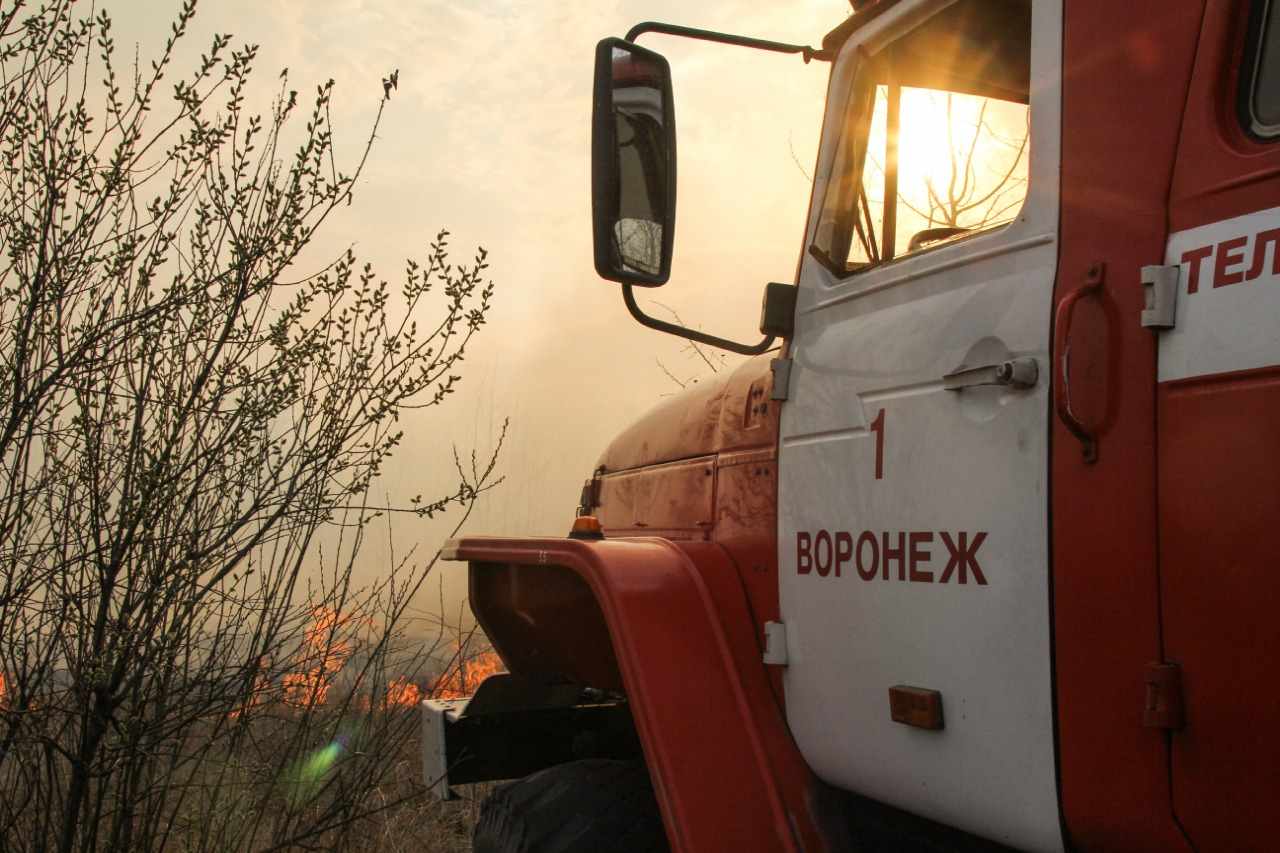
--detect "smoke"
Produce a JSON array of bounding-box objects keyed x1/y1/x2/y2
[{"x1": 100, "y1": 0, "x2": 846, "y2": 621}]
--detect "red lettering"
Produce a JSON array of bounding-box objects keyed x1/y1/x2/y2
[
  {"x1": 908, "y1": 531, "x2": 934, "y2": 583},
  {"x1": 1181, "y1": 245, "x2": 1213, "y2": 294},
  {"x1": 870, "y1": 408, "x2": 886, "y2": 480},
  {"x1": 803, "y1": 529, "x2": 989, "y2": 587},
  {"x1": 939, "y1": 531, "x2": 988, "y2": 585},
  {"x1": 797, "y1": 531, "x2": 811, "y2": 575},
  {"x1": 1214, "y1": 236, "x2": 1249, "y2": 288},
  {"x1": 815, "y1": 529, "x2": 832, "y2": 577},
  {"x1": 882, "y1": 531, "x2": 906, "y2": 581},
  {"x1": 1245, "y1": 228, "x2": 1280, "y2": 281},
  {"x1": 835, "y1": 531, "x2": 853, "y2": 578},
  {"x1": 855, "y1": 531, "x2": 878, "y2": 580}
]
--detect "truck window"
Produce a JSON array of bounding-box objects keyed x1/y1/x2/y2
[
  {"x1": 1244, "y1": 0, "x2": 1280, "y2": 137},
  {"x1": 811, "y1": 0, "x2": 1031, "y2": 276}
]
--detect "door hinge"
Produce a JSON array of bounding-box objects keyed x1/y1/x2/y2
[
  {"x1": 1143, "y1": 662, "x2": 1185, "y2": 730},
  {"x1": 770, "y1": 357, "x2": 792, "y2": 401},
  {"x1": 1141, "y1": 264, "x2": 1179, "y2": 330},
  {"x1": 762, "y1": 621, "x2": 788, "y2": 666}
]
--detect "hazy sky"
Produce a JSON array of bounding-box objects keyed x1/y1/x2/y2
[{"x1": 108, "y1": 0, "x2": 851, "y2": 614}]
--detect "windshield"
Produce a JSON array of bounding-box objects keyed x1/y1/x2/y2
[{"x1": 811, "y1": 0, "x2": 1031, "y2": 275}]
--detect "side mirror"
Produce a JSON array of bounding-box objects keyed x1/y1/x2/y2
[{"x1": 592, "y1": 38, "x2": 676, "y2": 287}]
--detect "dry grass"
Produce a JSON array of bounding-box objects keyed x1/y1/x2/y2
[
  {"x1": 349, "y1": 783, "x2": 491, "y2": 853},
  {"x1": 292, "y1": 723, "x2": 493, "y2": 853}
]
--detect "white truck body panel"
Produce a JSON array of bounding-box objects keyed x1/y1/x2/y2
[
  {"x1": 1161, "y1": 204, "x2": 1280, "y2": 382},
  {"x1": 777, "y1": 2, "x2": 1064, "y2": 850}
]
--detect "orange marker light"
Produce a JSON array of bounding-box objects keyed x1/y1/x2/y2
[
  {"x1": 568, "y1": 515, "x2": 605, "y2": 540},
  {"x1": 888, "y1": 685, "x2": 944, "y2": 730}
]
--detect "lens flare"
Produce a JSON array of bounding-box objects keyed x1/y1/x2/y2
[{"x1": 285, "y1": 732, "x2": 352, "y2": 805}]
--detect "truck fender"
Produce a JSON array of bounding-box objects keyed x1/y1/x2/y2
[{"x1": 445, "y1": 535, "x2": 840, "y2": 853}]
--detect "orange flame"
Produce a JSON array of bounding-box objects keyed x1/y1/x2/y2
[
  {"x1": 432, "y1": 650, "x2": 504, "y2": 700},
  {"x1": 0, "y1": 671, "x2": 7, "y2": 708},
  {"x1": 282, "y1": 607, "x2": 353, "y2": 708},
  {"x1": 378, "y1": 648, "x2": 504, "y2": 708},
  {"x1": 225, "y1": 607, "x2": 506, "y2": 716},
  {"x1": 385, "y1": 676, "x2": 423, "y2": 707}
]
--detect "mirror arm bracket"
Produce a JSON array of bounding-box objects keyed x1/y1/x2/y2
[
  {"x1": 622, "y1": 285, "x2": 777, "y2": 356},
  {"x1": 624, "y1": 21, "x2": 833, "y2": 63}
]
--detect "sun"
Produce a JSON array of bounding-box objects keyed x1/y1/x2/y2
[
  {"x1": 897, "y1": 88, "x2": 966, "y2": 194},
  {"x1": 862, "y1": 84, "x2": 1029, "y2": 250}
]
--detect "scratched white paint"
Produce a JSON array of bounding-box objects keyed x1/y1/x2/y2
[{"x1": 776, "y1": 2, "x2": 1064, "y2": 850}]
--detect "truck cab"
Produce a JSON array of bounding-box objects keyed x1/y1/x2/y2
[{"x1": 429, "y1": 2, "x2": 1280, "y2": 851}]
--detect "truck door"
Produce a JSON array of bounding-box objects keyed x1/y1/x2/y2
[
  {"x1": 1156, "y1": 4, "x2": 1280, "y2": 850},
  {"x1": 776, "y1": 2, "x2": 1063, "y2": 850}
]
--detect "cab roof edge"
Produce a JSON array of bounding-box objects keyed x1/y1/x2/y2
[{"x1": 824, "y1": 0, "x2": 902, "y2": 52}]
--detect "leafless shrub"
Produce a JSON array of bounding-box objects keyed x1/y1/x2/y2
[{"x1": 0, "y1": 2, "x2": 502, "y2": 850}]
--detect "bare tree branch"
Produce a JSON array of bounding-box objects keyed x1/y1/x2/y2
[{"x1": 0, "y1": 4, "x2": 504, "y2": 851}]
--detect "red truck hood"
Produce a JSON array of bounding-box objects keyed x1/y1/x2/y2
[{"x1": 596, "y1": 354, "x2": 780, "y2": 474}]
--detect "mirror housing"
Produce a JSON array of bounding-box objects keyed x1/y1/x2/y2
[
  {"x1": 591, "y1": 38, "x2": 676, "y2": 287},
  {"x1": 759, "y1": 282, "x2": 798, "y2": 339}
]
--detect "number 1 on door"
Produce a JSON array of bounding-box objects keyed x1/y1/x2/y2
[{"x1": 870, "y1": 408, "x2": 885, "y2": 480}]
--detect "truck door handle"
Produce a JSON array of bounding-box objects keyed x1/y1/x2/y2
[
  {"x1": 1053, "y1": 263, "x2": 1105, "y2": 464},
  {"x1": 943, "y1": 357, "x2": 1038, "y2": 391}
]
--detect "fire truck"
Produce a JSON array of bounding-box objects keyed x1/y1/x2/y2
[{"x1": 422, "y1": 1, "x2": 1280, "y2": 850}]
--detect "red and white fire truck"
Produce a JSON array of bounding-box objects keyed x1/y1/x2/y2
[{"x1": 423, "y1": 1, "x2": 1280, "y2": 850}]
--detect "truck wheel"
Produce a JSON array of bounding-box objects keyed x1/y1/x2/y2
[{"x1": 472, "y1": 759, "x2": 670, "y2": 853}]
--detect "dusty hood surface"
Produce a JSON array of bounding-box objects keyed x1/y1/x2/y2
[{"x1": 596, "y1": 354, "x2": 780, "y2": 474}]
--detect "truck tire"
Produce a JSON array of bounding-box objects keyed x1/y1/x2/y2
[{"x1": 472, "y1": 759, "x2": 670, "y2": 853}]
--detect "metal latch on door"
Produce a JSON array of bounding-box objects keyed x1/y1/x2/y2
[
  {"x1": 762, "y1": 621, "x2": 788, "y2": 666},
  {"x1": 1140, "y1": 264, "x2": 1179, "y2": 330},
  {"x1": 943, "y1": 357, "x2": 1039, "y2": 392}
]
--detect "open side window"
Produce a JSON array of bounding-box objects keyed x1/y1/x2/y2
[{"x1": 810, "y1": 0, "x2": 1031, "y2": 277}]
